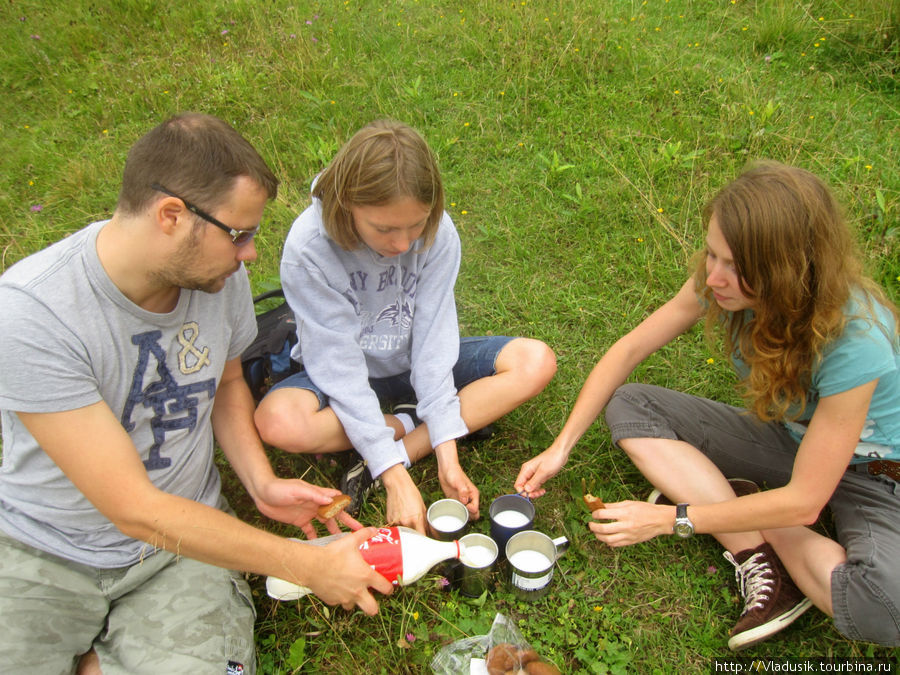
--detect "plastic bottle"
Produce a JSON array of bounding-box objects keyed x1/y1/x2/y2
[{"x1": 266, "y1": 526, "x2": 466, "y2": 601}]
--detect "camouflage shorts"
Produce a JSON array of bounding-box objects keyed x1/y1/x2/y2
[{"x1": 0, "y1": 528, "x2": 256, "y2": 675}]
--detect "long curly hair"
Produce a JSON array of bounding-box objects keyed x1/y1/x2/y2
[{"x1": 693, "y1": 161, "x2": 897, "y2": 421}]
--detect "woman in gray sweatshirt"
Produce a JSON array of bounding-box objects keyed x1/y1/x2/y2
[{"x1": 255, "y1": 120, "x2": 556, "y2": 534}]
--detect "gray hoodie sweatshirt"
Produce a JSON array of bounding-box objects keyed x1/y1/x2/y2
[{"x1": 280, "y1": 196, "x2": 468, "y2": 478}]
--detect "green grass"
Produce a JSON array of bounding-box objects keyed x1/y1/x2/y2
[{"x1": 1, "y1": 0, "x2": 898, "y2": 672}]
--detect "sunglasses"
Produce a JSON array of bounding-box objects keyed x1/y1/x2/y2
[{"x1": 150, "y1": 183, "x2": 259, "y2": 246}]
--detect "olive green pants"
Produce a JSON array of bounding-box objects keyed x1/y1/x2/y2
[{"x1": 0, "y1": 527, "x2": 256, "y2": 674}]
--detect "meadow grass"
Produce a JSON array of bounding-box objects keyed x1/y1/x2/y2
[{"x1": 1, "y1": 0, "x2": 898, "y2": 672}]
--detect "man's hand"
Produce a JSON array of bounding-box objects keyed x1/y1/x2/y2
[
  {"x1": 380, "y1": 465, "x2": 427, "y2": 533},
  {"x1": 513, "y1": 444, "x2": 569, "y2": 499},
  {"x1": 303, "y1": 527, "x2": 395, "y2": 615},
  {"x1": 254, "y1": 478, "x2": 363, "y2": 538}
]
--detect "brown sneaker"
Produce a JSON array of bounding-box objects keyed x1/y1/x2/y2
[
  {"x1": 724, "y1": 542, "x2": 812, "y2": 651},
  {"x1": 647, "y1": 478, "x2": 760, "y2": 506}
]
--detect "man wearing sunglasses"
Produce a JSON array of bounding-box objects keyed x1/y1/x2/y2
[{"x1": 0, "y1": 113, "x2": 392, "y2": 674}]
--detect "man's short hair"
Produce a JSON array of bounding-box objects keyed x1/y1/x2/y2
[{"x1": 117, "y1": 113, "x2": 278, "y2": 215}]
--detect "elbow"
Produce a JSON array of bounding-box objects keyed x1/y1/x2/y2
[
  {"x1": 771, "y1": 481, "x2": 831, "y2": 527},
  {"x1": 767, "y1": 483, "x2": 827, "y2": 528},
  {"x1": 800, "y1": 512, "x2": 819, "y2": 527},
  {"x1": 799, "y1": 505, "x2": 826, "y2": 527},
  {"x1": 784, "y1": 487, "x2": 828, "y2": 527},
  {"x1": 103, "y1": 491, "x2": 172, "y2": 548},
  {"x1": 116, "y1": 514, "x2": 181, "y2": 552},
  {"x1": 112, "y1": 505, "x2": 164, "y2": 544},
  {"x1": 115, "y1": 518, "x2": 151, "y2": 542}
]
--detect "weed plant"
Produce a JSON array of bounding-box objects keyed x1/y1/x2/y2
[{"x1": 1, "y1": 0, "x2": 898, "y2": 673}]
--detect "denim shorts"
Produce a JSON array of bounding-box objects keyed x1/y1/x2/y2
[
  {"x1": 269, "y1": 335, "x2": 515, "y2": 410},
  {"x1": 605, "y1": 382, "x2": 900, "y2": 646}
]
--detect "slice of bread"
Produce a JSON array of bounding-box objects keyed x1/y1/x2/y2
[
  {"x1": 317, "y1": 494, "x2": 351, "y2": 519},
  {"x1": 582, "y1": 493, "x2": 605, "y2": 511}
]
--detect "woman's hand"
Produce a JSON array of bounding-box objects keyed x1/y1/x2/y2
[
  {"x1": 587, "y1": 501, "x2": 676, "y2": 547},
  {"x1": 437, "y1": 461, "x2": 480, "y2": 520},
  {"x1": 381, "y1": 464, "x2": 428, "y2": 534},
  {"x1": 514, "y1": 444, "x2": 570, "y2": 498}
]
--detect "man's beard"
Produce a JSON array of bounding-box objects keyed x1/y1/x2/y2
[{"x1": 149, "y1": 227, "x2": 235, "y2": 294}]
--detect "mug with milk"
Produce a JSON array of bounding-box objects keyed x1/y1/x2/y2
[
  {"x1": 426, "y1": 498, "x2": 470, "y2": 588},
  {"x1": 426, "y1": 498, "x2": 470, "y2": 542},
  {"x1": 456, "y1": 533, "x2": 499, "y2": 597},
  {"x1": 505, "y1": 530, "x2": 569, "y2": 600},
  {"x1": 488, "y1": 494, "x2": 535, "y2": 559}
]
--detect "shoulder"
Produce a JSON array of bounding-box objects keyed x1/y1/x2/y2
[
  {"x1": 437, "y1": 211, "x2": 457, "y2": 236},
  {"x1": 286, "y1": 201, "x2": 321, "y2": 238},
  {"x1": 1, "y1": 222, "x2": 99, "y2": 291},
  {"x1": 283, "y1": 201, "x2": 334, "y2": 256},
  {"x1": 839, "y1": 291, "x2": 897, "y2": 348},
  {"x1": 0, "y1": 223, "x2": 103, "y2": 326},
  {"x1": 429, "y1": 211, "x2": 460, "y2": 251},
  {"x1": 815, "y1": 293, "x2": 898, "y2": 387},
  {"x1": 280, "y1": 206, "x2": 354, "y2": 289},
  {"x1": 670, "y1": 278, "x2": 707, "y2": 320}
]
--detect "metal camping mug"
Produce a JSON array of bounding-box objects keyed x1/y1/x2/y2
[
  {"x1": 426, "y1": 498, "x2": 470, "y2": 542},
  {"x1": 489, "y1": 494, "x2": 535, "y2": 560},
  {"x1": 426, "y1": 498, "x2": 470, "y2": 589},
  {"x1": 456, "y1": 533, "x2": 499, "y2": 597},
  {"x1": 504, "y1": 530, "x2": 569, "y2": 600}
]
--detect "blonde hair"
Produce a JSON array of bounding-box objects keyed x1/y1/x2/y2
[
  {"x1": 693, "y1": 161, "x2": 898, "y2": 421},
  {"x1": 312, "y1": 120, "x2": 444, "y2": 251}
]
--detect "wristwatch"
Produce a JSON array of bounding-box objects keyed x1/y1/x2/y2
[{"x1": 673, "y1": 503, "x2": 694, "y2": 538}]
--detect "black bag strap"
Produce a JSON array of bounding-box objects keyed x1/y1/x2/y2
[
  {"x1": 242, "y1": 288, "x2": 296, "y2": 360},
  {"x1": 252, "y1": 288, "x2": 286, "y2": 304}
]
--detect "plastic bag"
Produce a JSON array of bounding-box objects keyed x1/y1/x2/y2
[{"x1": 431, "y1": 613, "x2": 550, "y2": 675}]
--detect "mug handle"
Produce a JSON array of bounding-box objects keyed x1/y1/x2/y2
[{"x1": 551, "y1": 535, "x2": 570, "y2": 560}]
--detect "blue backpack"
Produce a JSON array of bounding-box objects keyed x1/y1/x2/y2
[{"x1": 241, "y1": 289, "x2": 299, "y2": 402}]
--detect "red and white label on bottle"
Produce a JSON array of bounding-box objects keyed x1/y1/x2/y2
[{"x1": 358, "y1": 527, "x2": 404, "y2": 584}]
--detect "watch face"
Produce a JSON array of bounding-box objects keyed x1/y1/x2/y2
[{"x1": 674, "y1": 521, "x2": 693, "y2": 538}]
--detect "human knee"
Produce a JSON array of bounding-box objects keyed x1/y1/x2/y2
[
  {"x1": 605, "y1": 383, "x2": 660, "y2": 458},
  {"x1": 615, "y1": 436, "x2": 658, "y2": 465},
  {"x1": 77, "y1": 649, "x2": 102, "y2": 675},
  {"x1": 506, "y1": 338, "x2": 557, "y2": 395},
  {"x1": 605, "y1": 383, "x2": 651, "y2": 419},
  {"x1": 254, "y1": 395, "x2": 312, "y2": 450}
]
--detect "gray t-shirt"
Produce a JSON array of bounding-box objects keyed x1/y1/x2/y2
[{"x1": 0, "y1": 221, "x2": 256, "y2": 567}]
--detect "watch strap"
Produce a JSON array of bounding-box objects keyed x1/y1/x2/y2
[{"x1": 673, "y1": 502, "x2": 694, "y2": 538}]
